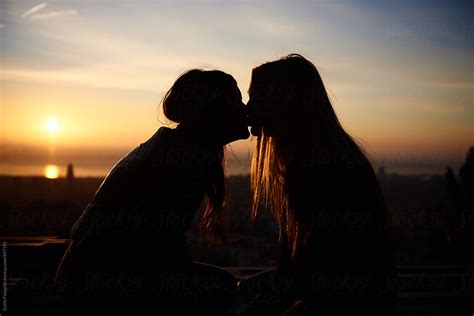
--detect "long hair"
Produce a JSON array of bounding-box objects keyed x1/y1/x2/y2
[
  {"x1": 162, "y1": 69, "x2": 237, "y2": 242},
  {"x1": 250, "y1": 54, "x2": 388, "y2": 260}
]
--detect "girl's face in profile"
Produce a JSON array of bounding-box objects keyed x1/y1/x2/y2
[
  {"x1": 246, "y1": 84, "x2": 284, "y2": 137},
  {"x1": 218, "y1": 84, "x2": 250, "y2": 143}
]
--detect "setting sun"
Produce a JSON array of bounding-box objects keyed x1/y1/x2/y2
[
  {"x1": 44, "y1": 164, "x2": 59, "y2": 179},
  {"x1": 46, "y1": 118, "x2": 59, "y2": 133}
]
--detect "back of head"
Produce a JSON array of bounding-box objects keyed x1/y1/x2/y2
[{"x1": 163, "y1": 69, "x2": 238, "y2": 125}]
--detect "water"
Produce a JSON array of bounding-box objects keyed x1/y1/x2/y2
[
  {"x1": 0, "y1": 162, "x2": 109, "y2": 178},
  {"x1": 0, "y1": 158, "x2": 456, "y2": 178}
]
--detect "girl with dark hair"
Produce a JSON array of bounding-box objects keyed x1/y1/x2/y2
[
  {"x1": 241, "y1": 54, "x2": 396, "y2": 315},
  {"x1": 55, "y1": 69, "x2": 249, "y2": 315}
]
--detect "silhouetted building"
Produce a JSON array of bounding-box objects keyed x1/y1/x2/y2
[{"x1": 66, "y1": 163, "x2": 74, "y2": 180}]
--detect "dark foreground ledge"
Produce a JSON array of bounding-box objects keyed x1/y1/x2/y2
[{"x1": 3, "y1": 237, "x2": 474, "y2": 315}]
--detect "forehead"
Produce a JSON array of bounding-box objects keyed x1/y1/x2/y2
[{"x1": 247, "y1": 81, "x2": 266, "y2": 95}]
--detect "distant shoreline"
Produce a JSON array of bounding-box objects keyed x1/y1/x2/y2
[
  {"x1": 0, "y1": 155, "x2": 463, "y2": 179},
  {"x1": 0, "y1": 172, "x2": 447, "y2": 180}
]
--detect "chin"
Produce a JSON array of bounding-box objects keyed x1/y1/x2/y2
[
  {"x1": 222, "y1": 129, "x2": 250, "y2": 145},
  {"x1": 250, "y1": 126, "x2": 262, "y2": 137},
  {"x1": 235, "y1": 129, "x2": 250, "y2": 140}
]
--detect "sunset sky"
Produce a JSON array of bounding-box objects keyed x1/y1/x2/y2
[{"x1": 0, "y1": 0, "x2": 472, "y2": 176}]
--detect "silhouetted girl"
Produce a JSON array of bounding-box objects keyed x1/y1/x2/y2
[
  {"x1": 242, "y1": 54, "x2": 396, "y2": 315},
  {"x1": 55, "y1": 69, "x2": 249, "y2": 315}
]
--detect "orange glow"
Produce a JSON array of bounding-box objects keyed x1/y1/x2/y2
[
  {"x1": 44, "y1": 165, "x2": 59, "y2": 179},
  {"x1": 46, "y1": 118, "x2": 59, "y2": 133}
]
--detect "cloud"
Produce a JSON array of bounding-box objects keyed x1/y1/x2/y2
[
  {"x1": 21, "y1": 2, "x2": 77, "y2": 20},
  {"x1": 22, "y1": 3, "x2": 48, "y2": 18},
  {"x1": 0, "y1": 24, "x2": 4, "y2": 29},
  {"x1": 31, "y1": 10, "x2": 78, "y2": 20}
]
